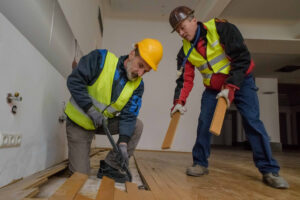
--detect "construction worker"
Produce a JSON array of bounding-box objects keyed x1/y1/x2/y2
[
  {"x1": 168, "y1": 6, "x2": 289, "y2": 189},
  {"x1": 64, "y1": 38, "x2": 163, "y2": 183}
]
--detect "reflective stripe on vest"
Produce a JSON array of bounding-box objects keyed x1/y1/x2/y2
[
  {"x1": 65, "y1": 50, "x2": 142, "y2": 130},
  {"x1": 182, "y1": 19, "x2": 231, "y2": 86}
]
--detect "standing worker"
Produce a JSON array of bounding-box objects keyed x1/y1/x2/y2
[
  {"x1": 64, "y1": 38, "x2": 163, "y2": 183},
  {"x1": 168, "y1": 6, "x2": 289, "y2": 189}
]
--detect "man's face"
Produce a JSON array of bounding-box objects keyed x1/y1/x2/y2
[
  {"x1": 125, "y1": 50, "x2": 152, "y2": 81},
  {"x1": 176, "y1": 17, "x2": 197, "y2": 41}
]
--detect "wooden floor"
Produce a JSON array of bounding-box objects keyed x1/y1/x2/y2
[
  {"x1": 2, "y1": 148, "x2": 299, "y2": 199},
  {"x1": 135, "y1": 148, "x2": 300, "y2": 200}
]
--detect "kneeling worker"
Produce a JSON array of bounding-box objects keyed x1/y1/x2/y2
[{"x1": 64, "y1": 38, "x2": 163, "y2": 182}]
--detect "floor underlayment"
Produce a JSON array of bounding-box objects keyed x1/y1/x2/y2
[{"x1": 36, "y1": 150, "x2": 143, "y2": 199}]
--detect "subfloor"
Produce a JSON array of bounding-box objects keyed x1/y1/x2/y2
[{"x1": 15, "y1": 148, "x2": 300, "y2": 199}]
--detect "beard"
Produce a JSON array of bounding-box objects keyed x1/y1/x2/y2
[{"x1": 126, "y1": 61, "x2": 138, "y2": 81}]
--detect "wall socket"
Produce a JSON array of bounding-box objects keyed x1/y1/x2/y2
[{"x1": 0, "y1": 133, "x2": 22, "y2": 148}]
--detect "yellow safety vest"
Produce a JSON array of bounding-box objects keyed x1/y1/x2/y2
[
  {"x1": 64, "y1": 50, "x2": 142, "y2": 130},
  {"x1": 182, "y1": 19, "x2": 231, "y2": 86}
]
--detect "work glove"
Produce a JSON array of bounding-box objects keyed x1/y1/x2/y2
[
  {"x1": 216, "y1": 84, "x2": 239, "y2": 108},
  {"x1": 86, "y1": 106, "x2": 104, "y2": 129},
  {"x1": 118, "y1": 143, "x2": 129, "y2": 166},
  {"x1": 170, "y1": 103, "x2": 187, "y2": 117}
]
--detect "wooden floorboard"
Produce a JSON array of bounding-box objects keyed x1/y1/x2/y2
[
  {"x1": 0, "y1": 149, "x2": 103, "y2": 200},
  {"x1": 114, "y1": 188, "x2": 130, "y2": 200},
  {"x1": 125, "y1": 182, "x2": 156, "y2": 200},
  {"x1": 134, "y1": 149, "x2": 300, "y2": 200},
  {"x1": 96, "y1": 176, "x2": 115, "y2": 200},
  {"x1": 49, "y1": 172, "x2": 88, "y2": 200},
  {"x1": 0, "y1": 162, "x2": 68, "y2": 200},
  {"x1": 74, "y1": 194, "x2": 93, "y2": 200}
]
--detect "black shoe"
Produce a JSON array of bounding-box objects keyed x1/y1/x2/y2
[{"x1": 97, "y1": 160, "x2": 129, "y2": 183}]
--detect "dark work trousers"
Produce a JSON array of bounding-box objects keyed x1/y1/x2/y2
[
  {"x1": 66, "y1": 117, "x2": 143, "y2": 175},
  {"x1": 192, "y1": 75, "x2": 280, "y2": 174}
]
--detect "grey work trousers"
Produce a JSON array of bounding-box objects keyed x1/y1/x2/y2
[{"x1": 66, "y1": 117, "x2": 143, "y2": 175}]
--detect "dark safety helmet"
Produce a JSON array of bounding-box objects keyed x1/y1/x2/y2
[{"x1": 169, "y1": 6, "x2": 195, "y2": 33}]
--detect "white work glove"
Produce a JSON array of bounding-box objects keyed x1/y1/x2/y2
[
  {"x1": 216, "y1": 84, "x2": 238, "y2": 108},
  {"x1": 170, "y1": 104, "x2": 187, "y2": 117},
  {"x1": 216, "y1": 89, "x2": 230, "y2": 108}
]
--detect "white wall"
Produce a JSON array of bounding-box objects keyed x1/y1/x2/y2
[
  {"x1": 255, "y1": 78, "x2": 281, "y2": 143},
  {"x1": 0, "y1": 0, "x2": 75, "y2": 78},
  {"x1": 57, "y1": 0, "x2": 102, "y2": 54},
  {"x1": 95, "y1": 17, "x2": 205, "y2": 152},
  {"x1": 0, "y1": 13, "x2": 69, "y2": 187}
]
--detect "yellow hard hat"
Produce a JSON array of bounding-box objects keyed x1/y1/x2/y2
[{"x1": 136, "y1": 38, "x2": 163, "y2": 71}]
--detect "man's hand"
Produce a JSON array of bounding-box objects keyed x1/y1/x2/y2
[
  {"x1": 171, "y1": 103, "x2": 187, "y2": 117},
  {"x1": 216, "y1": 84, "x2": 239, "y2": 108},
  {"x1": 86, "y1": 106, "x2": 104, "y2": 129},
  {"x1": 118, "y1": 143, "x2": 129, "y2": 166}
]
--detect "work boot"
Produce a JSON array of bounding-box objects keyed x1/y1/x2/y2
[
  {"x1": 186, "y1": 164, "x2": 209, "y2": 176},
  {"x1": 97, "y1": 160, "x2": 129, "y2": 183},
  {"x1": 263, "y1": 172, "x2": 289, "y2": 189}
]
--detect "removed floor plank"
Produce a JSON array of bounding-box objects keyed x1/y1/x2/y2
[
  {"x1": 0, "y1": 162, "x2": 67, "y2": 200},
  {"x1": 49, "y1": 172, "x2": 88, "y2": 200},
  {"x1": 96, "y1": 176, "x2": 115, "y2": 200},
  {"x1": 125, "y1": 182, "x2": 155, "y2": 200},
  {"x1": 0, "y1": 148, "x2": 103, "y2": 200}
]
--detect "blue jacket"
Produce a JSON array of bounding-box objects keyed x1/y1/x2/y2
[{"x1": 67, "y1": 49, "x2": 144, "y2": 142}]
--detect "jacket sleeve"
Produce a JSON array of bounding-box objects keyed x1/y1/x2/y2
[
  {"x1": 216, "y1": 21, "x2": 252, "y2": 88},
  {"x1": 67, "y1": 49, "x2": 104, "y2": 112},
  {"x1": 173, "y1": 47, "x2": 195, "y2": 105},
  {"x1": 118, "y1": 81, "x2": 144, "y2": 143}
]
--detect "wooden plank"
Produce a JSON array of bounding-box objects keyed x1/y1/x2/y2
[
  {"x1": 0, "y1": 178, "x2": 23, "y2": 189},
  {"x1": 95, "y1": 176, "x2": 115, "y2": 200},
  {"x1": 114, "y1": 188, "x2": 130, "y2": 200},
  {"x1": 0, "y1": 148, "x2": 102, "y2": 200},
  {"x1": 126, "y1": 182, "x2": 156, "y2": 200},
  {"x1": 74, "y1": 194, "x2": 93, "y2": 200},
  {"x1": 209, "y1": 97, "x2": 227, "y2": 135},
  {"x1": 134, "y1": 160, "x2": 180, "y2": 200},
  {"x1": 49, "y1": 172, "x2": 88, "y2": 200},
  {"x1": 161, "y1": 112, "x2": 181, "y2": 149},
  {"x1": 25, "y1": 187, "x2": 40, "y2": 198},
  {"x1": 125, "y1": 182, "x2": 140, "y2": 200},
  {"x1": 24, "y1": 178, "x2": 48, "y2": 190},
  {"x1": 138, "y1": 190, "x2": 156, "y2": 200}
]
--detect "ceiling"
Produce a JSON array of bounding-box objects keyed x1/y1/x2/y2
[
  {"x1": 102, "y1": 0, "x2": 201, "y2": 19},
  {"x1": 220, "y1": 0, "x2": 300, "y2": 21},
  {"x1": 102, "y1": 0, "x2": 300, "y2": 84}
]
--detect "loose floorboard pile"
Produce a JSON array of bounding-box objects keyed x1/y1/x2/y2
[
  {"x1": 24, "y1": 174, "x2": 155, "y2": 200},
  {"x1": 0, "y1": 149, "x2": 102, "y2": 200}
]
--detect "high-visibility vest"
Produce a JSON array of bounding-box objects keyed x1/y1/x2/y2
[
  {"x1": 182, "y1": 19, "x2": 231, "y2": 86},
  {"x1": 64, "y1": 50, "x2": 142, "y2": 130}
]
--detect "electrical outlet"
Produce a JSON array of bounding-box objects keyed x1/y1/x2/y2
[{"x1": 0, "y1": 133, "x2": 21, "y2": 148}]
